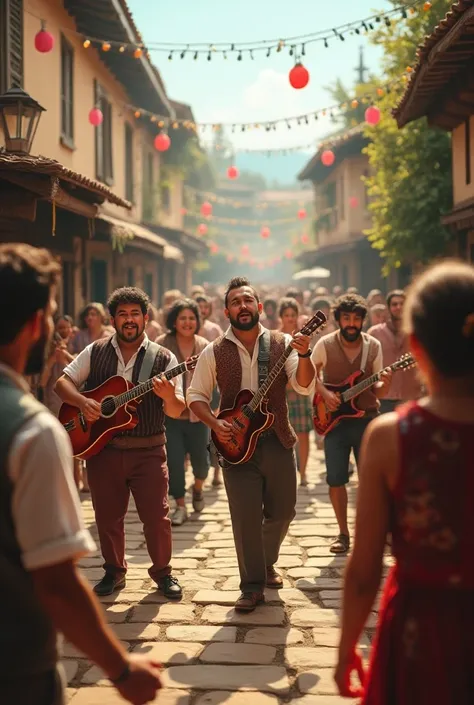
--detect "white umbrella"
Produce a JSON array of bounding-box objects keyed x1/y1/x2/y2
[{"x1": 292, "y1": 266, "x2": 331, "y2": 280}]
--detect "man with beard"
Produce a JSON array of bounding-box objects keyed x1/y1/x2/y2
[
  {"x1": 187, "y1": 277, "x2": 315, "y2": 611},
  {"x1": 311, "y1": 294, "x2": 391, "y2": 553},
  {"x1": 55, "y1": 287, "x2": 185, "y2": 598},
  {"x1": 0, "y1": 246, "x2": 162, "y2": 705},
  {"x1": 368, "y1": 289, "x2": 423, "y2": 412}
]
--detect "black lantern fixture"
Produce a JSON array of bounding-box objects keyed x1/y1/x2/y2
[{"x1": 0, "y1": 87, "x2": 45, "y2": 154}]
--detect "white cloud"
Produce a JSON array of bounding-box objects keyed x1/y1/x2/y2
[{"x1": 242, "y1": 68, "x2": 304, "y2": 116}]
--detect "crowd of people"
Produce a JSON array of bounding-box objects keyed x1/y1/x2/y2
[{"x1": 1, "y1": 240, "x2": 473, "y2": 705}]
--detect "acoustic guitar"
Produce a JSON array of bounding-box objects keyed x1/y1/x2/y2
[
  {"x1": 211, "y1": 311, "x2": 327, "y2": 465},
  {"x1": 59, "y1": 356, "x2": 199, "y2": 459},
  {"x1": 313, "y1": 352, "x2": 416, "y2": 436}
]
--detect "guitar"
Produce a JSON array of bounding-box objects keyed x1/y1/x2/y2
[
  {"x1": 313, "y1": 353, "x2": 416, "y2": 436},
  {"x1": 59, "y1": 356, "x2": 199, "y2": 459},
  {"x1": 211, "y1": 311, "x2": 327, "y2": 465}
]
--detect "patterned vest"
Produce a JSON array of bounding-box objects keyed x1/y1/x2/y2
[
  {"x1": 85, "y1": 338, "x2": 171, "y2": 437},
  {"x1": 0, "y1": 374, "x2": 57, "y2": 678},
  {"x1": 323, "y1": 331, "x2": 380, "y2": 413},
  {"x1": 214, "y1": 331, "x2": 297, "y2": 449}
]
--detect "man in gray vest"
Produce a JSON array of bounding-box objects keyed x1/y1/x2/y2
[{"x1": 0, "y1": 244, "x2": 162, "y2": 704}]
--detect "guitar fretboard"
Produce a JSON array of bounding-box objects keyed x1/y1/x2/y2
[
  {"x1": 105, "y1": 361, "x2": 189, "y2": 412},
  {"x1": 341, "y1": 357, "x2": 413, "y2": 403}
]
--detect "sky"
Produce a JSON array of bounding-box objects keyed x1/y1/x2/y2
[{"x1": 127, "y1": 0, "x2": 394, "y2": 153}]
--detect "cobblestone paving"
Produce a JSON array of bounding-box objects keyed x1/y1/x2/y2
[{"x1": 67, "y1": 444, "x2": 390, "y2": 704}]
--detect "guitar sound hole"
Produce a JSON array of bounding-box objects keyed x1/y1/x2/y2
[{"x1": 101, "y1": 396, "x2": 117, "y2": 418}]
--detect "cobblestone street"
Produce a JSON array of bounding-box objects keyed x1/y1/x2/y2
[{"x1": 66, "y1": 444, "x2": 388, "y2": 704}]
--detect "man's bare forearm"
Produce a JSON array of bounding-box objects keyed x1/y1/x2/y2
[
  {"x1": 33, "y1": 561, "x2": 128, "y2": 680},
  {"x1": 295, "y1": 357, "x2": 315, "y2": 388},
  {"x1": 54, "y1": 375, "x2": 84, "y2": 408},
  {"x1": 163, "y1": 397, "x2": 186, "y2": 419},
  {"x1": 189, "y1": 401, "x2": 217, "y2": 429}
]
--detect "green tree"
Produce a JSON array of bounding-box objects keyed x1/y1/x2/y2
[{"x1": 364, "y1": 0, "x2": 453, "y2": 271}]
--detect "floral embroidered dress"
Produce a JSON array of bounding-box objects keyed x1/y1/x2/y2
[{"x1": 363, "y1": 401, "x2": 474, "y2": 705}]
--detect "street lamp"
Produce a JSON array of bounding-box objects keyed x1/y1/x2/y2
[{"x1": 0, "y1": 87, "x2": 45, "y2": 154}]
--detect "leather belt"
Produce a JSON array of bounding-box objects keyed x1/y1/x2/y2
[{"x1": 109, "y1": 433, "x2": 165, "y2": 450}]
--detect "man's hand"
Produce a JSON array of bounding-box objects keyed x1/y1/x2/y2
[
  {"x1": 152, "y1": 376, "x2": 176, "y2": 402},
  {"x1": 212, "y1": 418, "x2": 233, "y2": 443},
  {"x1": 379, "y1": 368, "x2": 393, "y2": 391},
  {"x1": 114, "y1": 654, "x2": 162, "y2": 705},
  {"x1": 290, "y1": 331, "x2": 311, "y2": 356},
  {"x1": 80, "y1": 397, "x2": 101, "y2": 422},
  {"x1": 321, "y1": 387, "x2": 340, "y2": 411}
]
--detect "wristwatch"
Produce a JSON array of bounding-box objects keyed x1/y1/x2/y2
[
  {"x1": 298, "y1": 350, "x2": 312, "y2": 358},
  {"x1": 110, "y1": 663, "x2": 131, "y2": 684}
]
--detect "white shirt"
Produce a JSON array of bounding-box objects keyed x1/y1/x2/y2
[
  {"x1": 312, "y1": 332, "x2": 383, "y2": 373},
  {"x1": 63, "y1": 333, "x2": 184, "y2": 400},
  {"x1": 0, "y1": 363, "x2": 95, "y2": 571},
  {"x1": 187, "y1": 323, "x2": 314, "y2": 406}
]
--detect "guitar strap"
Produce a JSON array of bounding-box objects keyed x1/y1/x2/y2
[
  {"x1": 360, "y1": 333, "x2": 370, "y2": 374},
  {"x1": 258, "y1": 329, "x2": 271, "y2": 388},
  {"x1": 138, "y1": 341, "x2": 160, "y2": 383}
]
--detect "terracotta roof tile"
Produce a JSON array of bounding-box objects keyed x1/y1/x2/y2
[{"x1": 0, "y1": 152, "x2": 131, "y2": 209}]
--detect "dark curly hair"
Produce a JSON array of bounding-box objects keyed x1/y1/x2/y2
[
  {"x1": 107, "y1": 287, "x2": 150, "y2": 317},
  {"x1": 224, "y1": 276, "x2": 259, "y2": 308},
  {"x1": 166, "y1": 298, "x2": 201, "y2": 334},
  {"x1": 78, "y1": 302, "x2": 107, "y2": 329},
  {"x1": 333, "y1": 293, "x2": 368, "y2": 322},
  {"x1": 278, "y1": 297, "x2": 299, "y2": 318}
]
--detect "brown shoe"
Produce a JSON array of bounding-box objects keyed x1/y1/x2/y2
[
  {"x1": 234, "y1": 591, "x2": 265, "y2": 612},
  {"x1": 266, "y1": 566, "x2": 283, "y2": 588}
]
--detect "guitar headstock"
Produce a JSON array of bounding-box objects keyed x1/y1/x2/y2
[
  {"x1": 393, "y1": 353, "x2": 417, "y2": 372},
  {"x1": 185, "y1": 355, "x2": 200, "y2": 371},
  {"x1": 300, "y1": 310, "x2": 327, "y2": 337}
]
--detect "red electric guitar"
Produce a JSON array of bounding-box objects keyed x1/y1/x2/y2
[
  {"x1": 313, "y1": 352, "x2": 416, "y2": 436},
  {"x1": 211, "y1": 311, "x2": 327, "y2": 465},
  {"x1": 59, "y1": 356, "x2": 199, "y2": 459}
]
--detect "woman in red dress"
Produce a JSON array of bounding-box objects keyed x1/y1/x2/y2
[{"x1": 335, "y1": 260, "x2": 474, "y2": 704}]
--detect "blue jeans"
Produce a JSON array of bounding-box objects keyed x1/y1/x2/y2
[
  {"x1": 324, "y1": 416, "x2": 374, "y2": 487},
  {"x1": 165, "y1": 417, "x2": 210, "y2": 500}
]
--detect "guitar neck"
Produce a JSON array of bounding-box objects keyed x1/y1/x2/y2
[
  {"x1": 341, "y1": 359, "x2": 405, "y2": 402},
  {"x1": 113, "y1": 361, "x2": 187, "y2": 409},
  {"x1": 249, "y1": 345, "x2": 293, "y2": 412}
]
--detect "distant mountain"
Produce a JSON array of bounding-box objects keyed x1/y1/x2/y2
[{"x1": 234, "y1": 151, "x2": 312, "y2": 187}]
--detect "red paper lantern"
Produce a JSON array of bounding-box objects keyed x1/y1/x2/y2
[
  {"x1": 227, "y1": 165, "x2": 239, "y2": 180},
  {"x1": 198, "y1": 223, "x2": 208, "y2": 236},
  {"x1": 301, "y1": 233, "x2": 309, "y2": 244},
  {"x1": 321, "y1": 150, "x2": 335, "y2": 167},
  {"x1": 88, "y1": 108, "x2": 103, "y2": 127},
  {"x1": 285, "y1": 250, "x2": 293, "y2": 259},
  {"x1": 154, "y1": 133, "x2": 171, "y2": 152},
  {"x1": 365, "y1": 105, "x2": 381, "y2": 126},
  {"x1": 289, "y1": 63, "x2": 310, "y2": 90},
  {"x1": 241, "y1": 244, "x2": 250, "y2": 256},
  {"x1": 210, "y1": 243, "x2": 219, "y2": 254},
  {"x1": 260, "y1": 226, "x2": 270, "y2": 239},
  {"x1": 249, "y1": 258, "x2": 256, "y2": 266},
  {"x1": 200, "y1": 201, "x2": 213, "y2": 217},
  {"x1": 180, "y1": 207, "x2": 187, "y2": 215},
  {"x1": 349, "y1": 196, "x2": 359, "y2": 209},
  {"x1": 35, "y1": 26, "x2": 54, "y2": 53},
  {"x1": 297, "y1": 208, "x2": 307, "y2": 220},
  {"x1": 226, "y1": 254, "x2": 234, "y2": 263}
]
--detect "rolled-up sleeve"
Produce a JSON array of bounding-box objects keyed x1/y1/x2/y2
[
  {"x1": 165, "y1": 352, "x2": 185, "y2": 402},
  {"x1": 8, "y1": 412, "x2": 96, "y2": 571},
  {"x1": 283, "y1": 334, "x2": 315, "y2": 396},
  {"x1": 372, "y1": 341, "x2": 383, "y2": 374},
  {"x1": 62, "y1": 344, "x2": 93, "y2": 388},
  {"x1": 187, "y1": 344, "x2": 217, "y2": 406}
]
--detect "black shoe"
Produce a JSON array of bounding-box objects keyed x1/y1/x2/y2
[
  {"x1": 157, "y1": 575, "x2": 183, "y2": 600},
  {"x1": 93, "y1": 573, "x2": 126, "y2": 596}
]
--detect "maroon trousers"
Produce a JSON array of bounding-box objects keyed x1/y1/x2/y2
[{"x1": 87, "y1": 444, "x2": 172, "y2": 581}]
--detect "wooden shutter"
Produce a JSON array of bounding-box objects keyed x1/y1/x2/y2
[
  {"x1": 94, "y1": 79, "x2": 104, "y2": 181},
  {"x1": 0, "y1": 0, "x2": 24, "y2": 92}
]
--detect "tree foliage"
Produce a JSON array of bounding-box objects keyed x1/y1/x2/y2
[{"x1": 364, "y1": 0, "x2": 453, "y2": 270}]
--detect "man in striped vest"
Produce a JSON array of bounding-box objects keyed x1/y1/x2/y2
[
  {"x1": 188, "y1": 277, "x2": 315, "y2": 612},
  {"x1": 56, "y1": 287, "x2": 185, "y2": 599}
]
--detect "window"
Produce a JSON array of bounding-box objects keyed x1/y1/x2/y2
[
  {"x1": 0, "y1": 0, "x2": 23, "y2": 93},
  {"x1": 90, "y1": 259, "x2": 108, "y2": 304},
  {"x1": 124, "y1": 123, "x2": 134, "y2": 202},
  {"x1": 60, "y1": 36, "x2": 74, "y2": 145},
  {"x1": 160, "y1": 183, "x2": 171, "y2": 212},
  {"x1": 466, "y1": 118, "x2": 471, "y2": 186},
  {"x1": 94, "y1": 80, "x2": 113, "y2": 185},
  {"x1": 144, "y1": 272, "x2": 153, "y2": 299},
  {"x1": 127, "y1": 266, "x2": 134, "y2": 286},
  {"x1": 142, "y1": 149, "x2": 155, "y2": 221}
]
